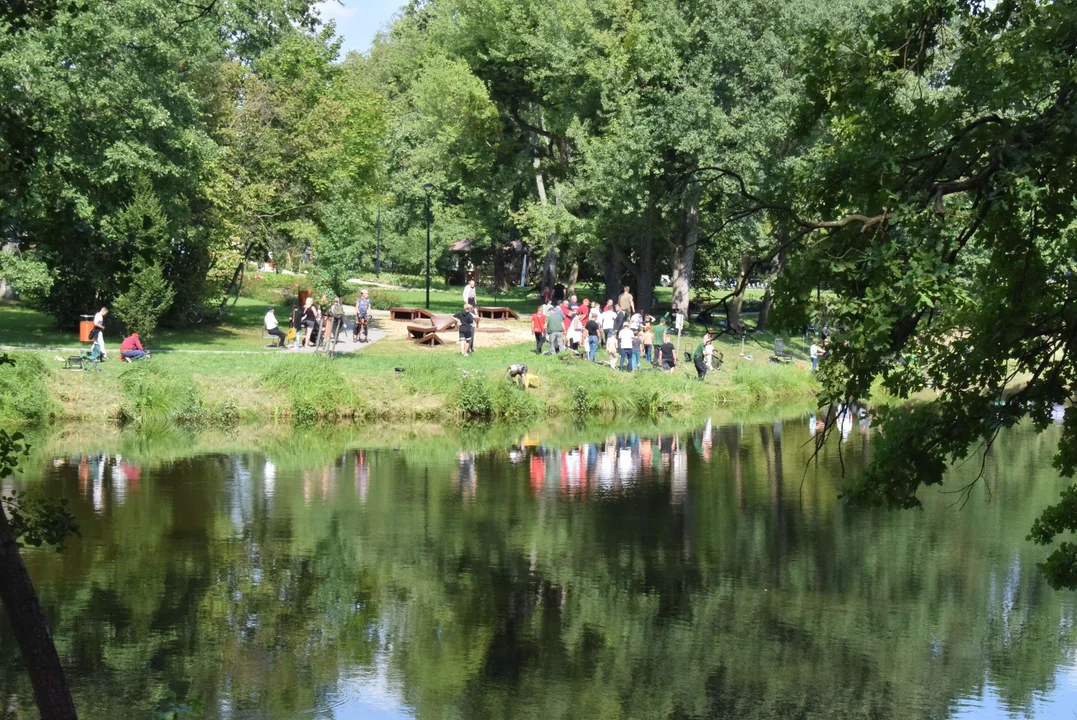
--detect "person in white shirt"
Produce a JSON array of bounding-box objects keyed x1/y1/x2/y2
[
  {"x1": 810, "y1": 338, "x2": 825, "y2": 371},
  {"x1": 91, "y1": 306, "x2": 108, "y2": 358},
  {"x1": 462, "y1": 279, "x2": 477, "y2": 308},
  {"x1": 265, "y1": 307, "x2": 286, "y2": 347},
  {"x1": 618, "y1": 325, "x2": 634, "y2": 371},
  {"x1": 703, "y1": 341, "x2": 714, "y2": 370},
  {"x1": 599, "y1": 304, "x2": 617, "y2": 343},
  {"x1": 629, "y1": 311, "x2": 643, "y2": 330}
]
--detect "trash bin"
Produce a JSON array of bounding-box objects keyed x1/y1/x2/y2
[{"x1": 79, "y1": 315, "x2": 94, "y2": 343}]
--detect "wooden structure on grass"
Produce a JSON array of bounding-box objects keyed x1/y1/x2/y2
[
  {"x1": 476, "y1": 306, "x2": 520, "y2": 320},
  {"x1": 390, "y1": 307, "x2": 435, "y2": 322},
  {"x1": 406, "y1": 314, "x2": 459, "y2": 346}
]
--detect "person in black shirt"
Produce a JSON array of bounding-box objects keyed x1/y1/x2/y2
[
  {"x1": 585, "y1": 317, "x2": 600, "y2": 361},
  {"x1": 454, "y1": 304, "x2": 475, "y2": 356},
  {"x1": 552, "y1": 282, "x2": 566, "y2": 303},
  {"x1": 660, "y1": 341, "x2": 677, "y2": 373},
  {"x1": 301, "y1": 297, "x2": 317, "y2": 347}
]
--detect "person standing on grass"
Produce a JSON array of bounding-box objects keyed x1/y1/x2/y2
[
  {"x1": 90, "y1": 306, "x2": 109, "y2": 358},
  {"x1": 617, "y1": 286, "x2": 635, "y2": 315},
  {"x1": 618, "y1": 323, "x2": 634, "y2": 371},
  {"x1": 265, "y1": 307, "x2": 286, "y2": 347},
  {"x1": 642, "y1": 324, "x2": 655, "y2": 364},
  {"x1": 585, "y1": 313, "x2": 600, "y2": 362},
  {"x1": 569, "y1": 311, "x2": 583, "y2": 352},
  {"x1": 531, "y1": 305, "x2": 547, "y2": 354},
  {"x1": 454, "y1": 304, "x2": 476, "y2": 356},
  {"x1": 631, "y1": 329, "x2": 642, "y2": 372},
  {"x1": 463, "y1": 278, "x2": 477, "y2": 309},
  {"x1": 693, "y1": 335, "x2": 712, "y2": 381},
  {"x1": 552, "y1": 281, "x2": 566, "y2": 304},
  {"x1": 660, "y1": 339, "x2": 677, "y2": 373},
  {"x1": 605, "y1": 330, "x2": 619, "y2": 368},
  {"x1": 119, "y1": 333, "x2": 146, "y2": 361},
  {"x1": 600, "y1": 302, "x2": 616, "y2": 343},
  {"x1": 547, "y1": 302, "x2": 565, "y2": 354},
  {"x1": 468, "y1": 305, "x2": 479, "y2": 353},
  {"x1": 810, "y1": 338, "x2": 825, "y2": 371}
]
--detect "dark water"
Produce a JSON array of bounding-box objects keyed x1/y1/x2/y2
[{"x1": 2, "y1": 417, "x2": 1076, "y2": 719}]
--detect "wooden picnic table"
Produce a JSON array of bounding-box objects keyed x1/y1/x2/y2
[{"x1": 476, "y1": 306, "x2": 520, "y2": 320}]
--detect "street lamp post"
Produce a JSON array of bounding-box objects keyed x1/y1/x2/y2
[{"x1": 422, "y1": 183, "x2": 434, "y2": 310}]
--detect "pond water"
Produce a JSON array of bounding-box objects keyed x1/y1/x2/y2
[{"x1": 2, "y1": 416, "x2": 1076, "y2": 719}]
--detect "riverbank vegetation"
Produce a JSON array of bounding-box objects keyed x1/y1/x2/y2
[{"x1": 22, "y1": 347, "x2": 818, "y2": 427}]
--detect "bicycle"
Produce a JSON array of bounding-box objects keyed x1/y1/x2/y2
[{"x1": 353, "y1": 314, "x2": 370, "y2": 344}]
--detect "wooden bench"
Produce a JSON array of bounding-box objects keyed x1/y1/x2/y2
[
  {"x1": 476, "y1": 306, "x2": 520, "y2": 320},
  {"x1": 390, "y1": 307, "x2": 435, "y2": 322},
  {"x1": 407, "y1": 315, "x2": 459, "y2": 345}
]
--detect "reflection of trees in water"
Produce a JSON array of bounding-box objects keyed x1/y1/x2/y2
[{"x1": 0, "y1": 424, "x2": 1073, "y2": 718}]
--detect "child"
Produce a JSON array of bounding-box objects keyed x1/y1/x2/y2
[
  {"x1": 631, "y1": 331, "x2": 642, "y2": 372},
  {"x1": 642, "y1": 324, "x2": 655, "y2": 364},
  {"x1": 606, "y1": 331, "x2": 619, "y2": 368},
  {"x1": 703, "y1": 340, "x2": 715, "y2": 370}
]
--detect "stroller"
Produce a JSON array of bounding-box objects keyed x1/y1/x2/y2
[{"x1": 64, "y1": 340, "x2": 104, "y2": 372}]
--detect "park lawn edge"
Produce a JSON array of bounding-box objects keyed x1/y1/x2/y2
[{"x1": 4, "y1": 343, "x2": 821, "y2": 428}]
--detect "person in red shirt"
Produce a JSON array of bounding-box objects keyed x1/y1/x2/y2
[
  {"x1": 119, "y1": 333, "x2": 146, "y2": 361},
  {"x1": 531, "y1": 306, "x2": 547, "y2": 354}
]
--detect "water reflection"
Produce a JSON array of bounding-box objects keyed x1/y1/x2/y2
[{"x1": 1, "y1": 417, "x2": 1075, "y2": 719}]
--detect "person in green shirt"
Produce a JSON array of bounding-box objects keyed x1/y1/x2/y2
[
  {"x1": 653, "y1": 322, "x2": 667, "y2": 347},
  {"x1": 693, "y1": 335, "x2": 712, "y2": 380}
]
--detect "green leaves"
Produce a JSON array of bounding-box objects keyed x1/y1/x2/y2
[{"x1": 0, "y1": 430, "x2": 80, "y2": 552}]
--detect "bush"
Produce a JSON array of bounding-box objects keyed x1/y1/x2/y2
[
  {"x1": 117, "y1": 362, "x2": 199, "y2": 430},
  {"x1": 0, "y1": 250, "x2": 53, "y2": 307},
  {"x1": 261, "y1": 356, "x2": 362, "y2": 423},
  {"x1": 0, "y1": 353, "x2": 54, "y2": 424},
  {"x1": 456, "y1": 371, "x2": 492, "y2": 418},
  {"x1": 490, "y1": 378, "x2": 542, "y2": 422},
  {"x1": 367, "y1": 288, "x2": 403, "y2": 311},
  {"x1": 112, "y1": 262, "x2": 176, "y2": 342}
]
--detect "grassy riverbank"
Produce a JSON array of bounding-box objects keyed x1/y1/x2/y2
[{"x1": 1, "y1": 342, "x2": 818, "y2": 428}]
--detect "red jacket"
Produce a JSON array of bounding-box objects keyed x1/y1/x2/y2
[
  {"x1": 531, "y1": 313, "x2": 546, "y2": 333},
  {"x1": 120, "y1": 334, "x2": 143, "y2": 352}
]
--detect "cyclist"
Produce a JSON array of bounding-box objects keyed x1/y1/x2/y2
[{"x1": 353, "y1": 289, "x2": 372, "y2": 342}]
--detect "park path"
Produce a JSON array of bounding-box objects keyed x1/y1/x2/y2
[{"x1": 2, "y1": 309, "x2": 389, "y2": 356}]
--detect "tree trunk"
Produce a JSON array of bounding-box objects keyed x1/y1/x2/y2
[
  {"x1": 216, "y1": 241, "x2": 254, "y2": 321},
  {"x1": 492, "y1": 243, "x2": 510, "y2": 293},
  {"x1": 727, "y1": 254, "x2": 750, "y2": 332},
  {"x1": 601, "y1": 245, "x2": 621, "y2": 306},
  {"x1": 757, "y1": 284, "x2": 774, "y2": 331},
  {"x1": 756, "y1": 238, "x2": 786, "y2": 332},
  {"x1": 670, "y1": 190, "x2": 701, "y2": 317},
  {"x1": 541, "y1": 247, "x2": 558, "y2": 293},
  {"x1": 0, "y1": 509, "x2": 78, "y2": 720},
  {"x1": 566, "y1": 262, "x2": 579, "y2": 296},
  {"x1": 636, "y1": 229, "x2": 655, "y2": 316}
]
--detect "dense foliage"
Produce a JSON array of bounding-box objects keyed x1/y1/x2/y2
[{"x1": 5, "y1": 0, "x2": 1077, "y2": 586}]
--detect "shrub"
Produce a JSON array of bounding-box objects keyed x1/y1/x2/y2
[
  {"x1": 117, "y1": 362, "x2": 199, "y2": 430},
  {"x1": 490, "y1": 379, "x2": 541, "y2": 422},
  {"x1": 0, "y1": 353, "x2": 54, "y2": 424},
  {"x1": 261, "y1": 356, "x2": 361, "y2": 423},
  {"x1": 367, "y1": 288, "x2": 403, "y2": 311},
  {"x1": 0, "y1": 250, "x2": 53, "y2": 307},
  {"x1": 456, "y1": 371, "x2": 492, "y2": 418},
  {"x1": 112, "y1": 262, "x2": 176, "y2": 342}
]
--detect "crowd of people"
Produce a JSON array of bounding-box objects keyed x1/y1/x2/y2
[{"x1": 528, "y1": 285, "x2": 719, "y2": 380}]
